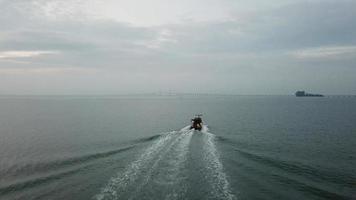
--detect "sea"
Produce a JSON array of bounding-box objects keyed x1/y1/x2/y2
[{"x1": 0, "y1": 95, "x2": 355, "y2": 200}]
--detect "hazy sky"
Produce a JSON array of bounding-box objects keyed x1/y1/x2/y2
[{"x1": 0, "y1": 0, "x2": 355, "y2": 95}]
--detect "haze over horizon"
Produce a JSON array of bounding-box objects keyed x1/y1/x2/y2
[{"x1": 0, "y1": 0, "x2": 355, "y2": 95}]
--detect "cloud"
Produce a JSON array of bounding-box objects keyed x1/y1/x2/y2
[
  {"x1": 0, "y1": 0, "x2": 355, "y2": 94},
  {"x1": 290, "y1": 45, "x2": 356, "y2": 59},
  {"x1": 2, "y1": 0, "x2": 356, "y2": 58},
  {"x1": 137, "y1": 29, "x2": 178, "y2": 49},
  {"x1": 0, "y1": 67, "x2": 94, "y2": 75},
  {"x1": 162, "y1": 0, "x2": 356, "y2": 55},
  {"x1": 0, "y1": 0, "x2": 233, "y2": 26},
  {"x1": 0, "y1": 50, "x2": 58, "y2": 59}
]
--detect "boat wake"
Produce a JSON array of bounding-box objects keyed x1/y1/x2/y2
[
  {"x1": 94, "y1": 126, "x2": 236, "y2": 200},
  {"x1": 201, "y1": 129, "x2": 236, "y2": 200}
]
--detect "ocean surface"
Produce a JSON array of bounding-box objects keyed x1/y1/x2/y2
[{"x1": 0, "y1": 95, "x2": 355, "y2": 200}]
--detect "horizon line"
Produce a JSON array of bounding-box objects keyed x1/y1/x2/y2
[{"x1": 0, "y1": 93, "x2": 355, "y2": 97}]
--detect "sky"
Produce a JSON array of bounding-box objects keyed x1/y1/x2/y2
[{"x1": 0, "y1": 0, "x2": 355, "y2": 95}]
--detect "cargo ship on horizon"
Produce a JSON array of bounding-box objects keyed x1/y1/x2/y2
[{"x1": 295, "y1": 91, "x2": 324, "y2": 97}]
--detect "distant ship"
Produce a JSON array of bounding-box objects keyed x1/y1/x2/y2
[{"x1": 295, "y1": 91, "x2": 324, "y2": 97}]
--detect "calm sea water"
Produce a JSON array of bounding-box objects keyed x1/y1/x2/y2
[{"x1": 0, "y1": 95, "x2": 355, "y2": 200}]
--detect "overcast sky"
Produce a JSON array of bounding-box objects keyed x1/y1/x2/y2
[{"x1": 0, "y1": 0, "x2": 355, "y2": 95}]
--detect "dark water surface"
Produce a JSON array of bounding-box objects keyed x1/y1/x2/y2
[{"x1": 0, "y1": 95, "x2": 355, "y2": 200}]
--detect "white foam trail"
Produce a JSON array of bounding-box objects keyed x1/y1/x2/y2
[
  {"x1": 129, "y1": 132, "x2": 188, "y2": 198},
  {"x1": 202, "y1": 127, "x2": 236, "y2": 200},
  {"x1": 201, "y1": 125, "x2": 209, "y2": 133},
  {"x1": 180, "y1": 125, "x2": 191, "y2": 131},
  {"x1": 164, "y1": 131, "x2": 193, "y2": 200},
  {"x1": 94, "y1": 131, "x2": 177, "y2": 200}
]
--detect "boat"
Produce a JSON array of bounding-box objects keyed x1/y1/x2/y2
[
  {"x1": 190, "y1": 115, "x2": 203, "y2": 131},
  {"x1": 295, "y1": 91, "x2": 324, "y2": 97}
]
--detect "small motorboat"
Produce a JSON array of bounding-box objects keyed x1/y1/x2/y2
[{"x1": 190, "y1": 114, "x2": 203, "y2": 131}]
